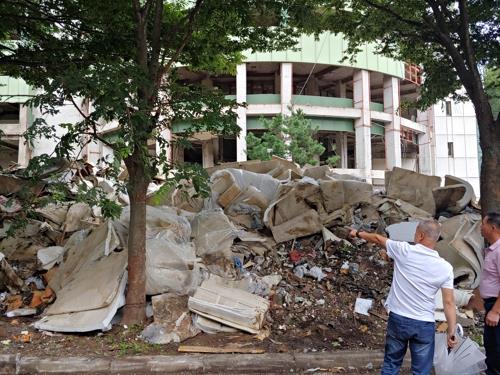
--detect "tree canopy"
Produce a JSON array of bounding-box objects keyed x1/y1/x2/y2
[
  {"x1": 316, "y1": 0, "x2": 500, "y2": 213},
  {"x1": 0, "y1": 0, "x2": 318, "y2": 323}
]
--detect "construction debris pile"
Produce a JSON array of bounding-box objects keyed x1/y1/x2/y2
[{"x1": 0, "y1": 157, "x2": 485, "y2": 350}]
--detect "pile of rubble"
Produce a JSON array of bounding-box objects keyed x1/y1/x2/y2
[{"x1": 0, "y1": 157, "x2": 485, "y2": 350}]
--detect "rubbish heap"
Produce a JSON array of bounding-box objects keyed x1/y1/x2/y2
[{"x1": 0, "y1": 156, "x2": 485, "y2": 349}]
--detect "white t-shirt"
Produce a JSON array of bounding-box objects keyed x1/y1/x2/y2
[{"x1": 385, "y1": 239, "x2": 454, "y2": 322}]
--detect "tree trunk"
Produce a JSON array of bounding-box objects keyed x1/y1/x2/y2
[
  {"x1": 476, "y1": 111, "x2": 500, "y2": 216},
  {"x1": 122, "y1": 151, "x2": 149, "y2": 325}
]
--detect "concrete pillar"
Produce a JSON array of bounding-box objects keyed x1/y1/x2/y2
[
  {"x1": 418, "y1": 132, "x2": 432, "y2": 175},
  {"x1": 280, "y1": 63, "x2": 293, "y2": 115},
  {"x1": 236, "y1": 63, "x2": 247, "y2": 161},
  {"x1": 17, "y1": 105, "x2": 30, "y2": 167},
  {"x1": 335, "y1": 133, "x2": 348, "y2": 169},
  {"x1": 202, "y1": 140, "x2": 215, "y2": 168},
  {"x1": 334, "y1": 81, "x2": 347, "y2": 98},
  {"x1": 417, "y1": 108, "x2": 434, "y2": 175},
  {"x1": 383, "y1": 76, "x2": 401, "y2": 170},
  {"x1": 353, "y1": 70, "x2": 372, "y2": 182}
]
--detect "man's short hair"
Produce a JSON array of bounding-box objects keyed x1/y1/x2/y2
[
  {"x1": 486, "y1": 212, "x2": 500, "y2": 229},
  {"x1": 417, "y1": 219, "x2": 441, "y2": 242}
]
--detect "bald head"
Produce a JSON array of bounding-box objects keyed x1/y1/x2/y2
[{"x1": 414, "y1": 219, "x2": 441, "y2": 247}]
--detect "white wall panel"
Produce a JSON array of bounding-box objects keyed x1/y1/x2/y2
[{"x1": 435, "y1": 135, "x2": 449, "y2": 157}]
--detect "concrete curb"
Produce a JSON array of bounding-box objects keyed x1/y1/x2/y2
[{"x1": 0, "y1": 350, "x2": 410, "y2": 374}]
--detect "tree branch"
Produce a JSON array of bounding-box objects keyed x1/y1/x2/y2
[
  {"x1": 422, "y1": 0, "x2": 474, "y2": 89},
  {"x1": 162, "y1": 0, "x2": 205, "y2": 75},
  {"x1": 359, "y1": 0, "x2": 424, "y2": 28},
  {"x1": 149, "y1": 0, "x2": 164, "y2": 94},
  {"x1": 457, "y1": 0, "x2": 480, "y2": 81},
  {"x1": 68, "y1": 95, "x2": 117, "y2": 150}
]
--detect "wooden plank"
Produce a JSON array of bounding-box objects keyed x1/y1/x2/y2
[{"x1": 178, "y1": 345, "x2": 265, "y2": 354}]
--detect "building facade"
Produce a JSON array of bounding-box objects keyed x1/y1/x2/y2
[{"x1": 0, "y1": 33, "x2": 481, "y2": 194}]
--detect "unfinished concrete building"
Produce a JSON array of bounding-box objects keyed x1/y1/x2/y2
[
  {"x1": 0, "y1": 33, "x2": 481, "y2": 194},
  {"x1": 174, "y1": 33, "x2": 430, "y2": 184}
]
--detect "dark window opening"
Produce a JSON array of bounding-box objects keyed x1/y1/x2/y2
[
  {"x1": 0, "y1": 103, "x2": 20, "y2": 123},
  {"x1": 447, "y1": 142, "x2": 454, "y2": 158},
  {"x1": 220, "y1": 137, "x2": 236, "y2": 162},
  {"x1": 183, "y1": 142, "x2": 203, "y2": 164},
  {"x1": 445, "y1": 101, "x2": 452, "y2": 116}
]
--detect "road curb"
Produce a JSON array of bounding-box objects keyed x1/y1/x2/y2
[{"x1": 0, "y1": 350, "x2": 410, "y2": 374}]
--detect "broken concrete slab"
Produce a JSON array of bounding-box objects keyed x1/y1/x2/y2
[
  {"x1": 436, "y1": 214, "x2": 483, "y2": 288},
  {"x1": 303, "y1": 165, "x2": 332, "y2": 180},
  {"x1": 140, "y1": 294, "x2": 200, "y2": 344},
  {"x1": 433, "y1": 185, "x2": 467, "y2": 215},
  {"x1": 444, "y1": 175, "x2": 476, "y2": 204},
  {"x1": 0, "y1": 174, "x2": 45, "y2": 196},
  {"x1": 386, "y1": 222, "x2": 419, "y2": 243},
  {"x1": 35, "y1": 272, "x2": 126, "y2": 332},
  {"x1": 0, "y1": 252, "x2": 26, "y2": 294},
  {"x1": 188, "y1": 278, "x2": 270, "y2": 334},
  {"x1": 192, "y1": 314, "x2": 238, "y2": 334},
  {"x1": 35, "y1": 203, "x2": 69, "y2": 228},
  {"x1": 63, "y1": 202, "x2": 92, "y2": 232},
  {"x1": 33, "y1": 221, "x2": 127, "y2": 332},
  {"x1": 37, "y1": 246, "x2": 65, "y2": 271},
  {"x1": 320, "y1": 180, "x2": 372, "y2": 213},
  {"x1": 207, "y1": 156, "x2": 302, "y2": 181},
  {"x1": 0, "y1": 196, "x2": 22, "y2": 213},
  {"x1": 269, "y1": 209, "x2": 323, "y2": 244},
  {"x1": 263, "y1": 179, "x2": 324, "y2": 243},
  {"x1": 385, "y1": 167, "x2": 441, "y2": 215}
]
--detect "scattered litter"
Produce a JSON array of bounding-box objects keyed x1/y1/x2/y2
[
  {"x1": 0, "y1": 160, "x2": 485, "y2": 349},
  {"x1": 354, "y1": 298, "x2": 373, "y2": 316}
]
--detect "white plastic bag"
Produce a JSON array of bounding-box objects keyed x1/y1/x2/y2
[{"x1": 433, "y1": 324, "x2": 487, "y2": 375}]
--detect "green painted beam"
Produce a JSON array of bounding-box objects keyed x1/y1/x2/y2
[
  {"x1": 247, "y1": 116, "x2": 355, "y2": 132},
  {"x1": 291, "y1": 95, "x2": 353, "y2": 108},
  {"x1": 371, "y1": 122, "x2": 385, "y2": 136},
  {"x1": 370, "y1": 102, "x2": 384, "y2": 112},
  {"x1": 0, "y1": 76, "x2": 33, "y2": 103},
  {"x1": 244, "y1": 33, "x2": 405, "y2": 79},
  {"x1": 246, "y1": 94, "x2": 281, "y2": 105}
]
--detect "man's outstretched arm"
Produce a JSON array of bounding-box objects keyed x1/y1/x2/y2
[{"x1": 348, "y1": 229, "x2": 388, "y2": 249}]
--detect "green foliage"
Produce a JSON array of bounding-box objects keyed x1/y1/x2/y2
[
  {"x1": 246, "y1": 110, "x2": 325, "y2": 166},
  {"x1": 0, "y1": 0, "x2": 318, "y2": 214},
  {"x1": 485, "y1": 66, "x2": 500, "y2": 119},
  {"x1": 317, "y1": 0, "x2": 499, "y2": 110},
  {"x1": 327, "y1": 154, "x2": 340, "y2": 167}
]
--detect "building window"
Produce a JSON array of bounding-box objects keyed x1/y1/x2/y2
[
  {"x1": 447, "y1": 142, "x2": 454, "y2": 157},
  {"x1": 445, "y1": 101, "x2": 452, "y2": 116},
  {"x1": 0, "y1": 103, "x2": 20, "y2": 123}
]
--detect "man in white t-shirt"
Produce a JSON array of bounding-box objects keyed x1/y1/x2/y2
[{"x1": 349, "y1": 219, "x2": 457, "y2": 375}]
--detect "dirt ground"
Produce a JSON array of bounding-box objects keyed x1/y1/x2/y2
[{"x1": 0, "y1": 232, "x2": 484, "y2": 359}]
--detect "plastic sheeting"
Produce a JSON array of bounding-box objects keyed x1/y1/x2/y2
[
  {"x1": 190, "y1": 208, "x2": 240, "y2": 258},
  {"x1": 116, "y1": 206, "x2": 202, "y2": 296}
]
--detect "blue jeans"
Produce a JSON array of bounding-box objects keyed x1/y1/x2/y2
[
  {"x1": 484, "y1": 298, "x2": 500, "y2": 375},
  {"x1": 381, "y1": 312, "x2": 435, "y2": 375}
]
